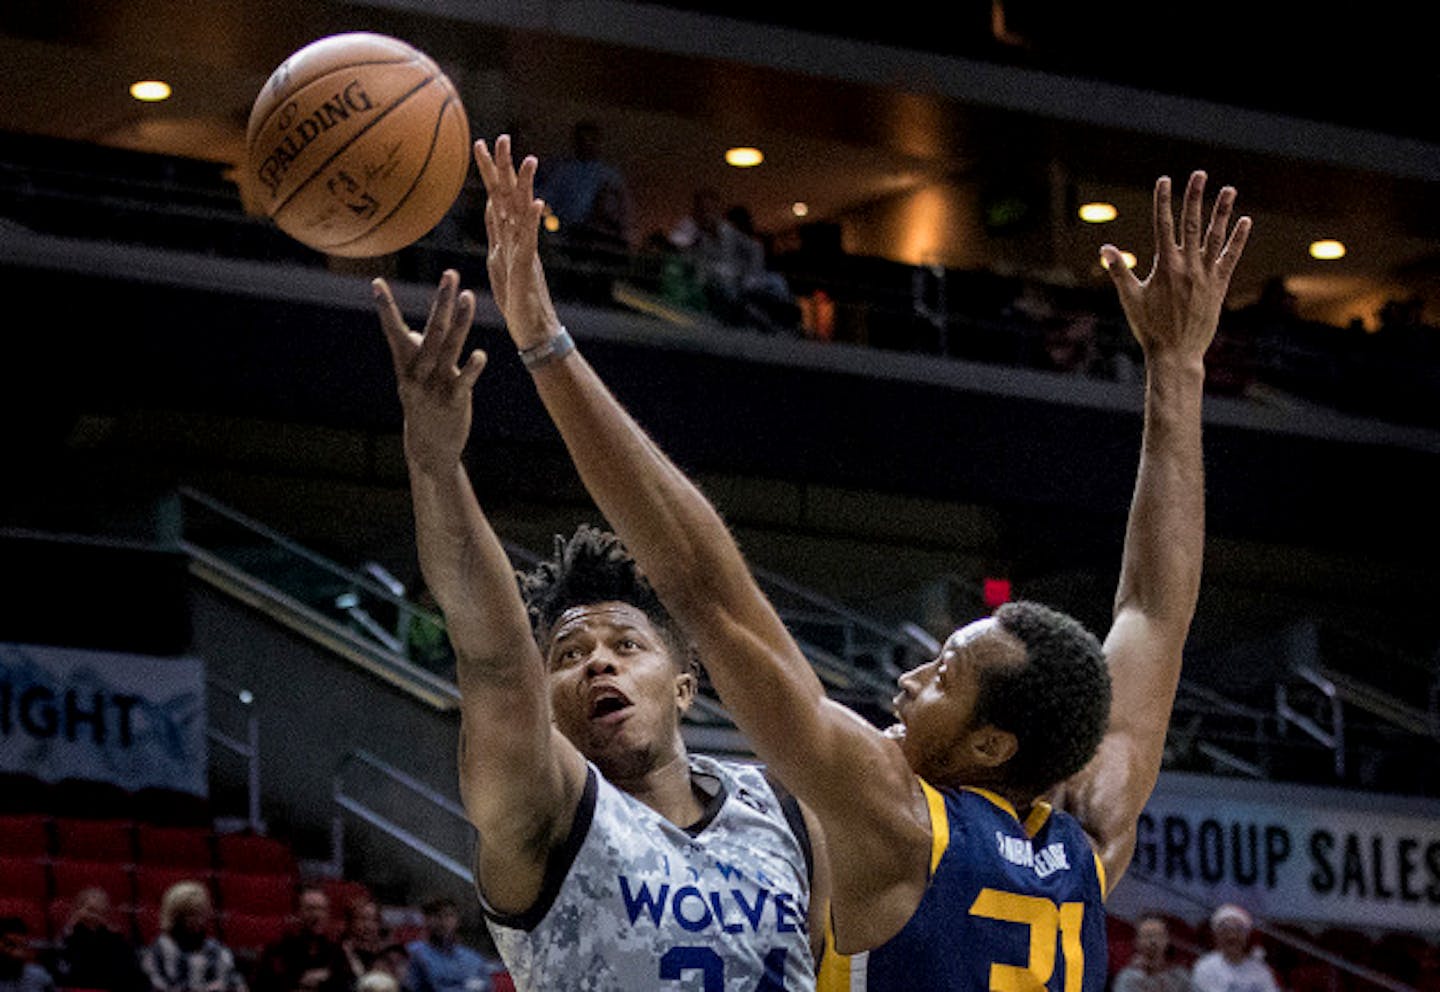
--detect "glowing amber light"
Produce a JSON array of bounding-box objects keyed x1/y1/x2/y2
[
  {"x1": 724, "y1": 147, "x2": 764, "y2": 168},
  {"x1": 1100, "y1": 250, "x2": 1138, "y2": 270},
  {"x1": 791, "y1": 202, "x2": 809, "y2": 217},
  {"x1": 1078, "y1": 202, "x2": 1118, "y2": 223},
  {"x1": 1309, "y1": 239, "x2": 1346, "y2": 260},
  {"x1": 129, "y1": 80, "x2": 172, "y2": 102}
]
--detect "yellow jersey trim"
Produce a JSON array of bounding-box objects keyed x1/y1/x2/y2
[
  {"x1": 920, "y1": 778, "x2": 949, "y2": 875},
  {"x1": 1023, "y1": 799, "x2": 1053, "y2": 836},
  {"x1": 1093, "y1": 849, "x2": 1108, "y2": 900},
  {"x1": 963, "y1": 787, "x2": 1052, "y2": 840},
  {"x1": 816, "y1": 920, "x2": 850, "y2": 992}
]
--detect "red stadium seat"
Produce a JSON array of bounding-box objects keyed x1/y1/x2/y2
[
  {"x1": 50, "y1": 859, "x2": 133, "y2": 905},
  {"x1": 215, "y1": 871, "x2": 296, "y2": 915},
  {"x1": 53, "y1": 817, "x2": 135, "y2": 863},
  {"x1": 0, "y1": 815, "x2": 51, "y2": 858},
  {"x1": 0, "y1": 857, "x2": 48, "y2": 901},
  {"x1": 134, "y1": 864, "x2": 212, "y2": 908},
  {"x1": 136, "y1": 824, "x2": 214, "y2": 869},
  {"x1": 46, "y1": 898, "x2": 78, "y2": 940},
  {"x1": 220, "y1": 911, "x2": 291, "y2": 953},
  {"x1": 490, "y1": 973, "x2": 515, "y2": 992},
  {"x1": 132, "y1": 904, "x2": 161, "y2": 945},
  {"x1": 0, "y1": 896, "x2": 48, "y2": 942},
  {"x1": 215, "y1": 832, "x2": 296, "y2": 875}
]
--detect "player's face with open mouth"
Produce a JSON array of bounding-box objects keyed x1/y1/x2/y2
[{"x1": 546, "y1": 602, "x2": 693, "y2": 777}]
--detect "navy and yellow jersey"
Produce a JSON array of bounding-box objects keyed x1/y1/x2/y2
[{"x1": 818, "y1": 781, "x2": 1108, "y2": 992}]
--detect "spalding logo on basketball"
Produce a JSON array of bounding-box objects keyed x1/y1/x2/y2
[{"x1": 245, "y1": 32, "x2": 470, "y2": 257}]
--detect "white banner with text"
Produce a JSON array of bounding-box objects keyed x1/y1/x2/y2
[
  {"x1": 0, "y1": 642, "x2": 207, "y2": 796},
  {"x1": 1109, "y1": 772, "x2": 1440, "y2": 931}
]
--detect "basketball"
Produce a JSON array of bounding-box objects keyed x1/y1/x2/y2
[{"x1": 244, "y1": 32, "x2": 470, "y2": 258}]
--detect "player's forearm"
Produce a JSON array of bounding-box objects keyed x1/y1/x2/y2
[
  {"x1": 528, "y1": 350, "x2": 833, "y2": 703},
  {"x1": 530, "y1": 351, "x2": 770, "y2": 614},
  {"x1": 1113, "y1": 352, "x2": 1206, "y2": 629},
  {"x1": 407, "y1": 457, "x2": 536, "y2": 679}
]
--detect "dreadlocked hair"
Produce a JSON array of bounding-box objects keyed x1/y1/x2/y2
[{"x1": 517, "y1": 524, "x2": 694, "y2": 669}]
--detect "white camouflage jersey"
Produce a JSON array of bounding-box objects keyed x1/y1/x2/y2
[{"x1": 483, "y1": 754, "x2": 816, "y2": 992}]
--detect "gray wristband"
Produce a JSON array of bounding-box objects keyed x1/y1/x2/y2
[{"x1": 518, "y1": 327, "x2": 575, "y2": 369}]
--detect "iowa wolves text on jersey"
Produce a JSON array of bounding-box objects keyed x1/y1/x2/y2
[{"x1": 485, "y1": 755, "x2": 815, "y2": 992}]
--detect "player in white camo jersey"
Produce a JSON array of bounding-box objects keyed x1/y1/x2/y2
[
  {"x1": 370, "y1": 183, "x2": 828, "y2": 990},
  {"x1": 483, "y1": 526, "x2": 820, "y2": 990}
]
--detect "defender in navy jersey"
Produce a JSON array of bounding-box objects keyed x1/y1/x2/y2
[
  {"x1": 469, "y1": 139, "x2": 1250, "y2": 992},
  {"x1": 818, "y1": 785, "x2": 1108, "y2": 992},
  {"x1": 372, "y1": 137, "x2": 828, "y2": 991}
]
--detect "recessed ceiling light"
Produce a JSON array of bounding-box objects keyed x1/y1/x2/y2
[
  {"x1": 1078, "y1": 202, "x2": 1117, "y2": 223},
  {"x1": 1309, "y1": 239, "x2": 1346, "y2": 260},
  {"x1": 1100, "y1": 250, "x2": 1138, "y2": 270},
  {"x1": 725, "y1": 147, "x2": 763, "y2": 168},
  {"x1": 129, "y1": 80, "x2": 172, "y2": 102},
  {"x1": 792, "y1": 202, "x2": 809, "y2": 218}
]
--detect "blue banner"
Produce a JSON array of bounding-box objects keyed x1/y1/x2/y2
[{"x1": 0, "y1": 642, "x2": 207, "y2": 797}]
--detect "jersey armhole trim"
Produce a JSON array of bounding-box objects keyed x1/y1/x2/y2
[
  {"x1": 1093, "y1": 848, "x2": 1108, "y2": 900},
  {"x1": 919, "y1": 777, "x2": 949, "y2": 877},
  {"x1": 764, "y1": 767, "x2": 815, "y2": 888},
  {"x1": 479, "y1": 763, "x2": 599, "y2": 932}
]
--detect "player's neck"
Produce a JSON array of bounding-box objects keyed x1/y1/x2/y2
[{"x1": 613, "y1": 748, "x2": 705, "y2": 827}]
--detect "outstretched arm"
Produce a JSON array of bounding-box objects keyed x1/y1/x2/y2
[
  {"x1": 474, "y1": 135, "x2": 929, "y2": 911},
  {"x1": 1055, "y1": 172, "x2": 1251, "y2": 888},
  {"x1": 371, "y1": 271, "x2": 587, "y2": 915}
]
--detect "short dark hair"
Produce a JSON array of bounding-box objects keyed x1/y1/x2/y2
[
  {"x1": 977, "y1": 600, "x2": 1111, "y2": 798},
  {"x1": 517, "y1": 525, "x2": 693, "y2": 670},
  {"x1": 0, "y1": 915, "x2": 26, "y2": 938}
]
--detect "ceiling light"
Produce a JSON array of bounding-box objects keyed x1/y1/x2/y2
[
  {"x1": 791, "y1": 202, "x2": 809, "y2": 218},
  {"x1": 1078, "y1": 202, "x2": 1117, "y2": 223},
  {"x1": 1309, "y1": 239, "x2": 1346, "y2": 260},
  {"x1": 129, "y1": 80, "x2": 172, "y2": 102},
  {"x1": 725, "y1": 147, "x2": 763, "y2": 168},
  {"x1": 1100, "y1": 250, "x2": 1138, "y2": 270}
]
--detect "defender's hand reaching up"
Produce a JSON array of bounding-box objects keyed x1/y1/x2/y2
[
  {"x1": 373, "y1": 269, "x2": 486, "y2": 475},
  {"x1": 474, "y1": 135, "x2": 563, "y2": 351},
  {"x1": 1103, "y1": 171, "x2": 1252, "y2": 364}
]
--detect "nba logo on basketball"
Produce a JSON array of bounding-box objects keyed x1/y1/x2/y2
[{"x1": 244, "y1": 32, "x2": 470, "y2": 258}]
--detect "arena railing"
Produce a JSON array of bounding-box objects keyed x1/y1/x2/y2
[
  {"x1": 330, "y1": 747, "x2": 474, "y2": 885},
  {"x1": 205, "y1": 674, "x2": 264, "y2": 834}
]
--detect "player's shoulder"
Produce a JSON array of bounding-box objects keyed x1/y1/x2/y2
[{"x1": 690, "y1": 753, "x2": 774, "y2": 797}]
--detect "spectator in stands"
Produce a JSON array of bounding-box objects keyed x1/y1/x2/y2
[
  {"x1": 535, "y1": 120, "x2": 632, "y2": 252},
  {"x1": 1114, "y1": 913, "x2": 1192, "y2": 992},
  {"x1": 51, "y1": 887, "x2": 147, "y2": 992},
  {"x1": 254, "y1": 887, "x2": 351, "y2": 992},
  {"x1": 139, "y1": 882, "x2": 246, "y2": 992},
  {"x1": 1191, "y1": 905, "x2": 1279, "y2": 992},
  {"x1": 354, "y1": 974, "x2": 398, "y2": 992},
  {"x1": 0, "y1": 917, "x2": 53, "y2": 992},
  {"x1": 668, "y1": 190, "x2": 797, "y2": 332},
  {"x1": 367, "y1": 943, "x2": 410, "y2": 985},
  {"x1": 534, "y1": 120, "x2": 632, "y2": 304},
  {"x1": 405, "y1": 898, "x2": 497, "y2": 992},
  {"x1": 340, "y1": 898, "x2": 386, "y2": 982}
]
